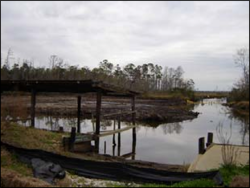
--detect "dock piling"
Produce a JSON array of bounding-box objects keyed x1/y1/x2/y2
[
  {"x1": 206, "y1": 132, "x2": 213, "y2": 147},
  {"x1": 70, "y1": 127, "x2": 76, "y2": 151},
  {"x1": 199, "y1": 137, "x2": 205, "y2": 154}
]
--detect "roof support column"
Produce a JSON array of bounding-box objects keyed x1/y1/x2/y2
[
  {"x1": 96, "y1": 90, "x2": 102, "y2": 135},
  {"x1": 77, "y1": 96, "x2": 82, "y2": 133},
  {"x1": 118, "y1": 116, "x2": 121, "y2": 157},
  {"x1": 131, "y1": 95, "x2": 136, "y2": 160},
  {"x1": 95, "y1": 89, "x2": 102, "y2": 152},
  {"x1": 31, "y1": 89, "x2": 36, "y2": 127}
]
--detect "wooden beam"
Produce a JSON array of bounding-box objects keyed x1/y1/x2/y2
[
  {"x1": 121, "y1": 152, "x2": 136, "y2": 159},
  {"x1": 118, "y1": 117, "x2": 121, "y2": 156},
  {"x1": 1, "y1": 80, "x2": 140, "y2": 96},
  {"x1": 95, "y1": 90, "x2": 102, "y2": 152},
  {"x1": 131, "y1": 95, "x2": 136, "y2": 160},
  {"x1": 77, "y1": 96, "x2": 81, "y2": 133},
  {"x1": 97, "y1": 126, "x2": 136, "y2": 137},
  {"x1": 31, "y1": 89, "x2": 36, "y2": 127},
  {"x1": 95, "y1": 90, "x2": 102, "y2": 135},
  {"x1": 131, "y1": 96, "x2": 136, "y2": 125},
  {"x1": 112, "y1": 119, "x2": 116, "y2": 147}
]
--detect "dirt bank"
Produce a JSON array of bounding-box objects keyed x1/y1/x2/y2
[{"x1": 1, "y1": 94, "x2": 199, "y2": 123}]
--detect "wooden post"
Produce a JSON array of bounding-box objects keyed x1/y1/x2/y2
[
  {"x1": 131, "y1": 95, "x2": 136, "y2": 160},
  {"x1": 95, "y1": 137, "x2": 100, "y2": 153},
  {"x1": 77, "y1": 96, "x2": 81, "y2": 133},
  {"x1": 131, "y1": 96, "x2": 136, "y2": 125},
  {"x1": 70, "y1": 127, "x2": 76, "y2": 151},
  {"x1": 104, "y1": 141, "x2": 106, "y2": 155},
  {"x1": 31, "y1": 89, "x2": 36, "y2": 127},
  {"x1": 206, "y1": 132, "x2": 213, "y2": 147},
  {"x1": 199, "y1": 137, "x2": 205, "y2": 154},
  {"x1": 95, "y1": 90, "x2": 102, "y2": 151},
  {"x1": 96, "y1": 90, "x2": 102, "y2": 135},
  {"x1": 59, "y1": 126, "x2": 64, "y2": 132},
  {"x1": 112, "y1": 119, "x2": 116, "y2": 156},
  {"x1": 113, "y1": 119, "x2": 116, "y2": 146},
  {"x1": 118, "y1": 117, "x2": 121, "y2": 156}
]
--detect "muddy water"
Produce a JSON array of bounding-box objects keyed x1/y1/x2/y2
[{"x1": 18, "y1": 98, "x2": 249, "y2": 165}]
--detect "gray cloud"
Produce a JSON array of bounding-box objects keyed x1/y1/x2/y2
[{"x1": 1, "y1": 1, "x2": 249, "y2": 90}]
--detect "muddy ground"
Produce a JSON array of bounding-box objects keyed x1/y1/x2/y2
[{"x1": 1, "y1": 94, "x2": 199, "y2": 123}]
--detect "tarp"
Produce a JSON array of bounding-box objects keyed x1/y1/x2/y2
[
  {"x1": 31, "y1": 158, "x2": 65, "y2": 184},
  {"x1": 1, "y1": 141, "x2": 223, "y2": 185}
]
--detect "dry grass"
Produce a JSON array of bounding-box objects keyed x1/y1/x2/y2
[
  {"x1": 233, "y1": 101, "x2": 249, "y2": 111},
  {"x1": 1, "y1": 147, "x2": 33, "y2": 177},
  {"x1": 1, "y1": 167, "x2": 53, "y2": 187},
  {"x1": 1, "y1": 121, "x2": 121, "y2": 162},
  {"x1": 139, "y1": 91, "x2": 189, "y2": 100},
  {"x1": 216, "y1": 123, "x2": 240, "y2": 166},
  {"x1": 1, "y1": 93, "x2": 29, "y2": 121},
  {"x1": 140, "y1": 93, "x2": 179, "y2": 100},
  {"x1": 1, "y1": 147, "x2": 52, "y2": 187},
  {"x1": 194, "y1": 92, "x2": 229, "y2": 99},
  {"x1": 1, "y1": 121, "x2": 64, "y2": 153},
  {"x1": 227, "y1": 101, "x2": 249, "y2": 116}
]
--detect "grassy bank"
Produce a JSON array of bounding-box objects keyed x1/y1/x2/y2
[
  {"x1": 1, "y1": 122, "x2": 249, "y2": 187},
  {"x1": 194, "y1": 91, "x2": 229, "y2": 99},
  {"x1": 107, "y1": 165, "x2": 249, "y2": 187},
  {"x1": 140, "y1": 92, "x2": 188, "y2": 100},
  {"x1": 140, "y1": 91, "x2": 229, "y2": 101},
  {"x1": 1, "y1": 121, "x2": 64, "y2": 153},
  {"x1": 227, "y1": 101, "x2": 249, "y2": 114},
  {"x1": 2, "y1": 149, "x2": 248, "y2": 188},
  {"x1": 1, "y1": 121, "x2": 116, "y2": 162}
]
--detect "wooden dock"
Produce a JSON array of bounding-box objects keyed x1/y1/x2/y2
[{"x1": 188, "y1": 143, "x2": 249, "y2": 172}]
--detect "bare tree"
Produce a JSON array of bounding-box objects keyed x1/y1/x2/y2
[
  {"x1": 4, "y1": 48, "x2": 15, "y2": 70},
  {"x1": 230, "y1": 48, "x2": 249, "y2": 101},
  {"x1": 234, "y1": 48, "x2": 249, "y2": 88},
  {"x1": 49, "y1": 55, "x2": 58, "y2": 69}
]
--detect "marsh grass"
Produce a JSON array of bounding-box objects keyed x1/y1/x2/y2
[
  {"x1": 1, "y1": 93, "x2": 29, "y2": 121},
  {"x1": 216, "y1": 122, "x2": 240, "y2": 166},
  {"x1": 219, "y1": 164, "x2": 249, "y2": 186}
]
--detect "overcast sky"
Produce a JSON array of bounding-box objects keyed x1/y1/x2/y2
[{"x1": 1, "y1": 1, "x2": 249, "y2": 91}]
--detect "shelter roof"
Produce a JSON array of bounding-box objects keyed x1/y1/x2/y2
[{"x1": 1, "y1": 80, "x2": 140, "y2": 96}]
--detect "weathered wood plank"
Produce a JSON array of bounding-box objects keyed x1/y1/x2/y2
[
  {"x1": 121, "y1": 152, "x2": 136, "y2": 159},
  {"x1": 97, "y1": 126, "x2": 136, "y2": 137}
]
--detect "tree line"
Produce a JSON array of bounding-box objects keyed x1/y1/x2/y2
[{"x1": 1, "y1": 50, "x2": 195, "y2": 93}]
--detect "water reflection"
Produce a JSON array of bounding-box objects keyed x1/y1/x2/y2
[
  {"x1": 228, "y1": 109, "x2": 249, "y2": 145},
  {"x1": 6, "y1": 98, "x2": 249, "y2": 165},
  {"x1": 161, "y1": 122, "x2": 183, "y2": 134}
]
